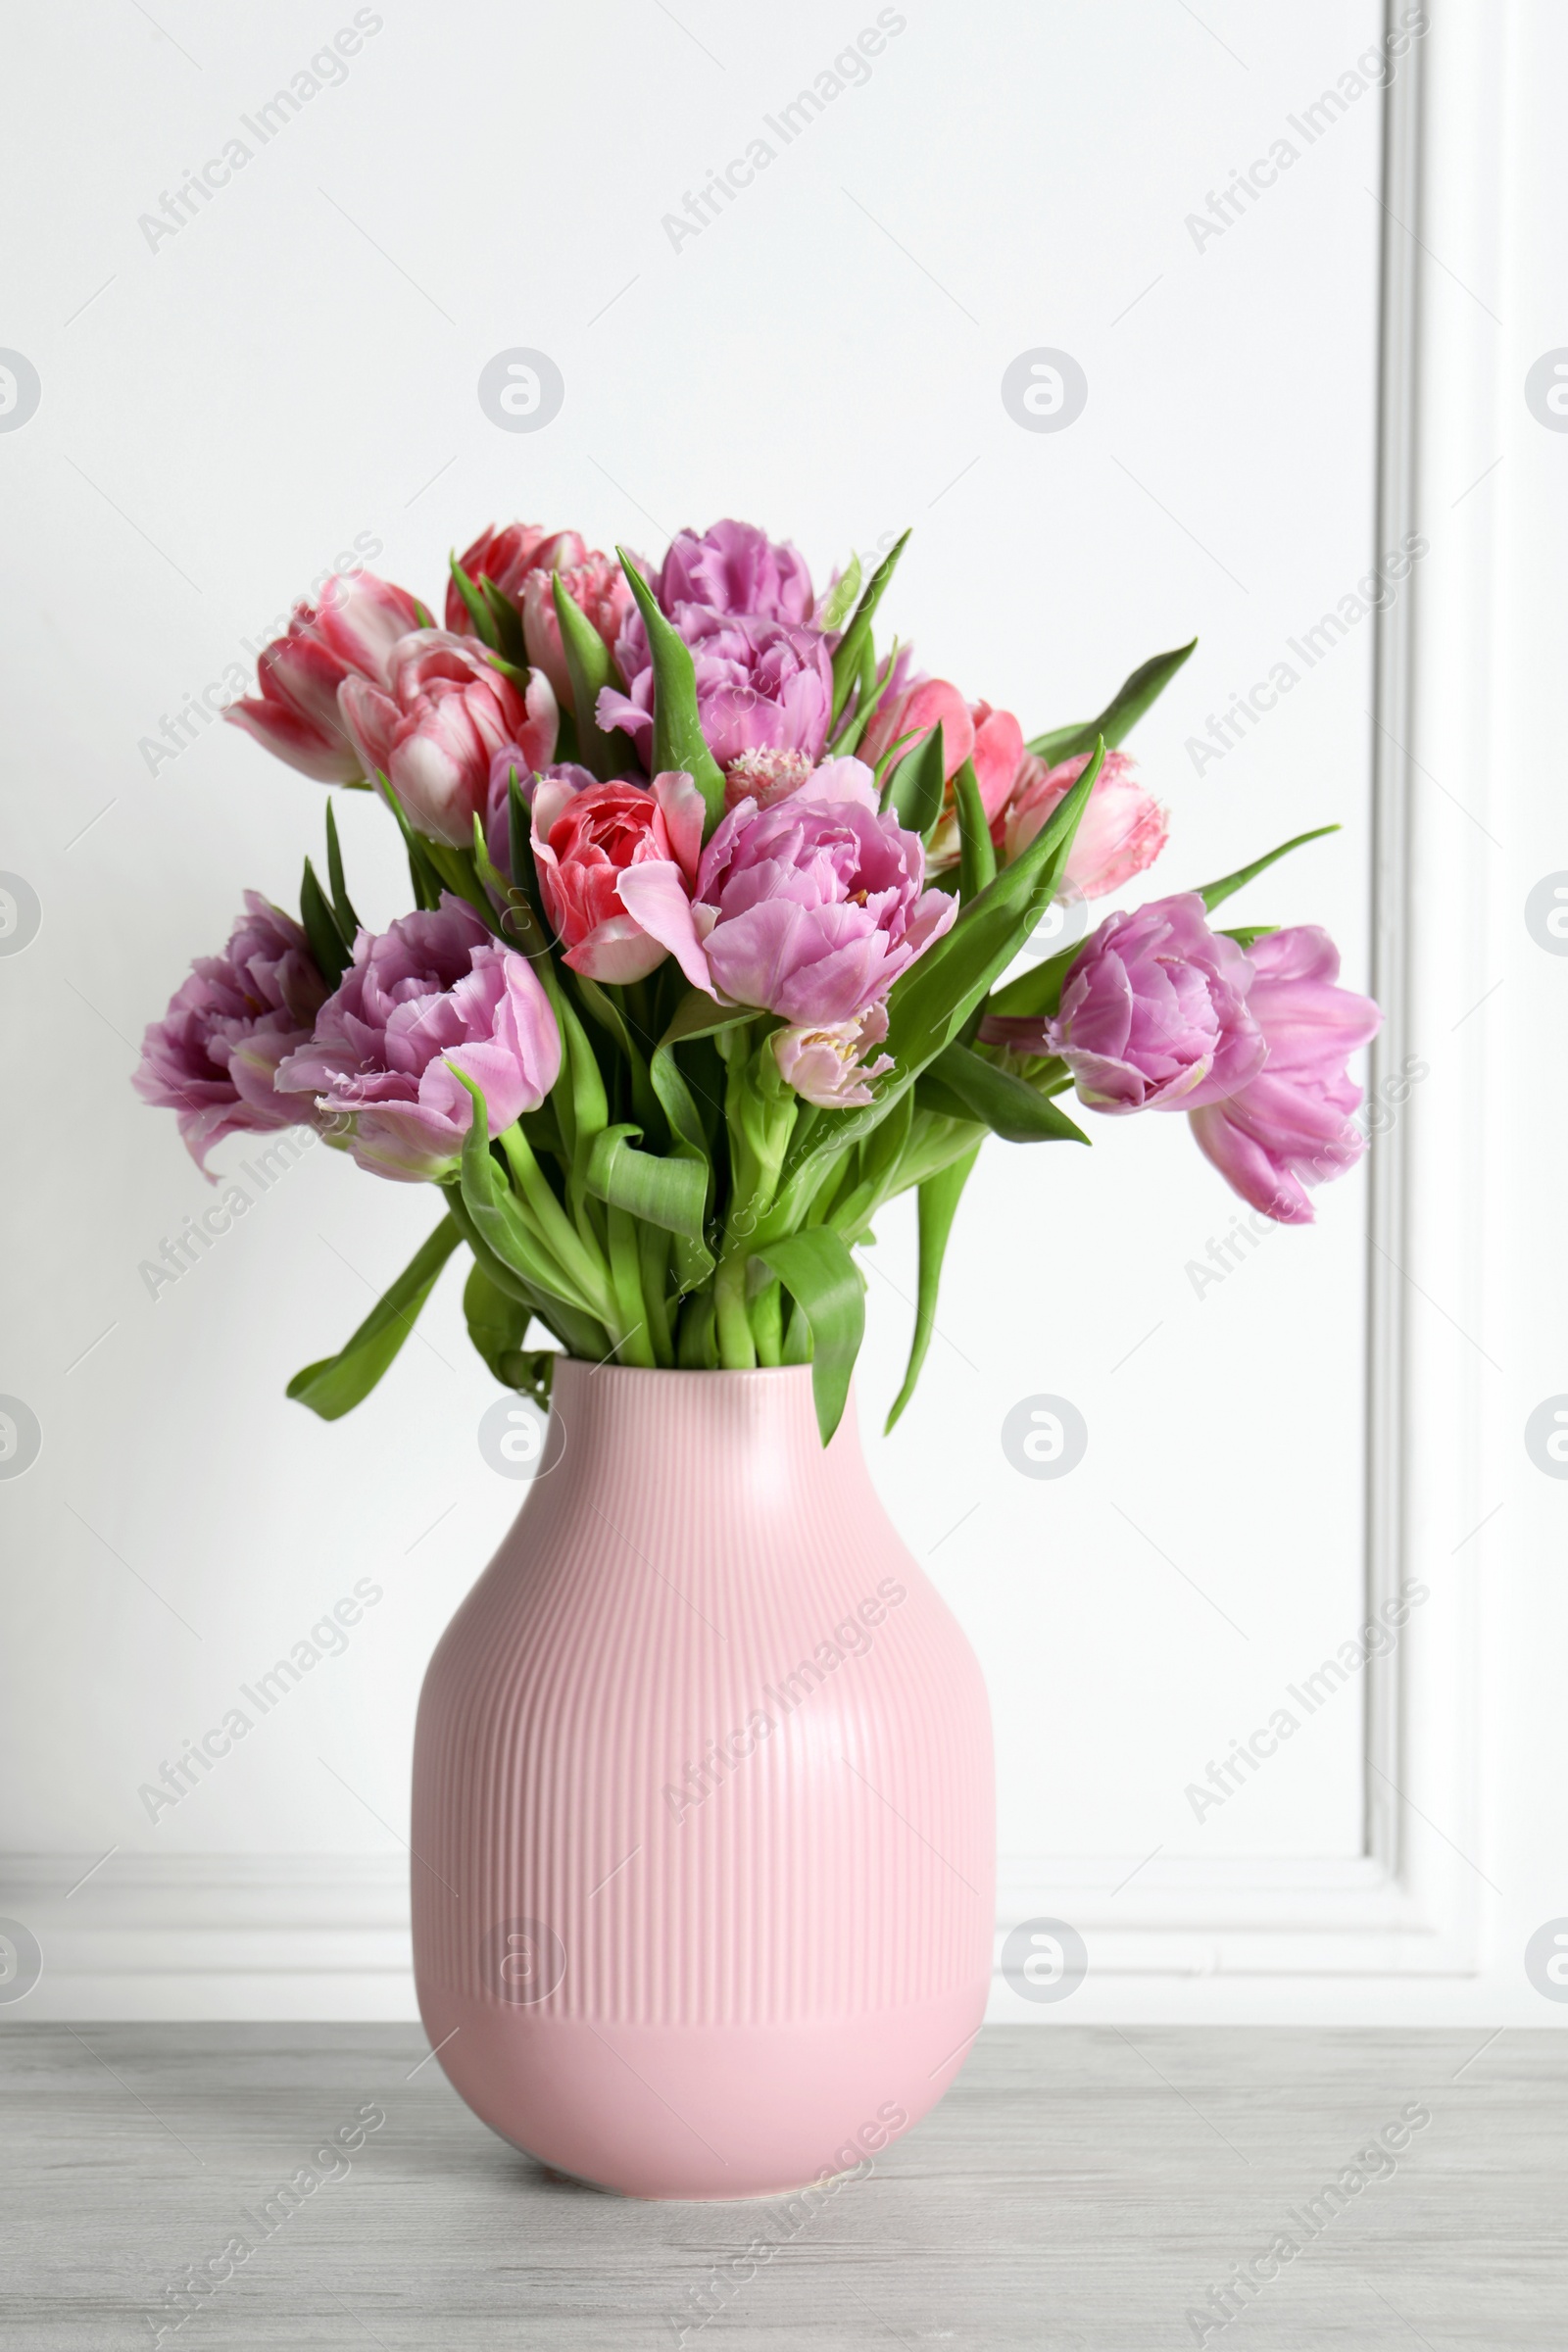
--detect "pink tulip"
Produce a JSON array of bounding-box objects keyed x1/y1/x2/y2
[
  {"x1": 970, "y1": 702, "x2": 1026, "y2": 818},
  {"x1": 339, "y1": 630, "x2": 556, "y2": 848},
  {"x1": 531, "y1": 769, "x2": 705, "y2": 984},
  {"x1": 925, "y1": 699, "x2": 1025, "y2": 870},
  {"x1": 133, "y1": 894, "x2": 329, "y2": 1171},
  {"x1": 985, "y1": 892, "x2": 1265, "y2": 1114},
  {"x1": 275, "y1": 896, "x2": 560, "y2": 1183},
  {"x1": 225, "y1": 572, "x2": 423, "y2": 784},
  {"x1": 1000, "y1": 749, "x2": 1169, "y2": 900},
  {"x1": 1189, "y1": 926, "x2": 1380, "y2": 1223},
  {"x1": 655, "y1": 519, "x2": 815, "y2": 625},
  {"x1": 858, "y1": 678, "x2": 974, "y2": 784},
  {"x1": 519, "y1": 554, "x2": 634, "y2": 713},
  {"x1": 446, "y1": 523, "x2": 585, "y2": 632},
  {"x1": 618, "y1": 760, "x2": 956, "y2": 1023},
  {"x1": 772, "y1": 1004, "x2": 893, "y2": 1108}
]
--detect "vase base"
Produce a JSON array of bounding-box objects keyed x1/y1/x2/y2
[
  {"x1": 528, "y1": 2156, "x2": 874, "y2": 2205},
  {"x1": 417, "y1": 1984, "x2": 989, "y2": 2200}
]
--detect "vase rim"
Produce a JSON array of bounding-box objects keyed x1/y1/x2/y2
[
  {"x1": 551, "y1": 1359, "x2": 816, "y2": 1387},
  {"x1": 538, "y1": 1357, "x2": 858, "y2": 1470}
]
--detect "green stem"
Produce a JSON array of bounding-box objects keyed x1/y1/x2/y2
[
  {"x1": 781, "y1": 1294, "x2": 812, "y2": 1364},
  {"x1": 607, "y1": 1206, "x2": 656, "y2": 1366},
  {"x1": 751, "y1": 1278, "x2": 783, "y2": 1366},
  {"x1": 498, "y1": 1124, "x2": 616, "y2": 1329},
  {"x1": 417, "y1": 837, "x2": 492, "y2": 918},
  {"x1": 639, "y1": 1223, "x2": 675, "y2": 1368},
  {"x1": 714, "y1": 1253, "x2": 758, "y2": 1368},
  {"x1": 676, "y1": 1288, "x2": 717, "y2": 1368},
  {"x1": 712, "y1": 1026, "x2": 802, "y2": 1371}
]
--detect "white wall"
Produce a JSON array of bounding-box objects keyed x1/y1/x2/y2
[{"x1": 1, "y1": 0, "x2": 1558, "y2": 2025}]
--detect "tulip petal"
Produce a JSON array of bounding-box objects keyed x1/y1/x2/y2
[
  {"x1": 564, "y1": 916, "x2": 673, "y2": 985},
  {"x1": 227, "y1": 695, "x2": 364, "y2": 785},
  {"x1": 615, "y1": 861, "x2": 715, "y2": 995}
]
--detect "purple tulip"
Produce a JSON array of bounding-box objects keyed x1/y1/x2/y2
[
  {"x1": 986, "y1": 893, "x2": 1266, "y2": 1114},
  {"x1": 599, "y1": 607, "x2": 835, "y2": 772},
  {"x1": 275, "y1": 895, "x2": 561, "y2": 1183},
  {"x1": 133, "y1": 894, "x2": 330, "y2": 1171},
  {"x1": 1189, "y1": 926, "x2": 1381, "y2": 1223},
  {"x1": 654, "y1": 518, "x2": 815, "y2": 625},
  {"x1": 617, "y1": 760, "x2": 956, "y2": 1024}
]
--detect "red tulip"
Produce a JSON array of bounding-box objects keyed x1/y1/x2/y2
[{"x1": 445, "y1": 523, "x2": 585, "y2": 633}]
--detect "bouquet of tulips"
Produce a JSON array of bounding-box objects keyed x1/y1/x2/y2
[{"x1": 135, "y1": 517, "x2": 1379, "y2": 1442}]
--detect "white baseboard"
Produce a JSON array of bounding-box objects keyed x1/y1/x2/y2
[
  {"x1": 0, "y1": 1846, "x2": 1480, "y2": 2024},
  {"x1": 996, "y1": 1846, "x2": 1478, "y2": 1984},
  {"x1": 0, "y1": 1854, "x2": 416, "y2": 2022}
]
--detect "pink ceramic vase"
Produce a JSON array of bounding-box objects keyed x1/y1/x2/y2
[{"x1": 411, "y1": 1360, "x2": 994, "y2": 2199}]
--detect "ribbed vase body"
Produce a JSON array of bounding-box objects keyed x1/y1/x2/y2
[{"x1": 411, "y1": 1362, "x2": 994, "y2": 2198}]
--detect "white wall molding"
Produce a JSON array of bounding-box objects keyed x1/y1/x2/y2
[
  {"x1": 1, "y1": 1855, "x2": 415, "y2": 2022},
  {"x1": 992, "y1": 0, "x2": 1503, "y2": 1994},
  {"x1": 1, "y1": 11, "x2": 1511, "y2": 2033}
]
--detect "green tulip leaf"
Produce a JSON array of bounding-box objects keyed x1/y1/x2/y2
[
  {"x1": 447, "y1": 556, "x2": 500, "y2": 650},
  {"x1": 373, "y1": 771, "x2": 445, "y2": 912},
  {"x1": 479, "y1": 576, "x2": 525, "y2": 665},
  {"x1": 552, "y1": 572, "x2": 621, "y2": 781},
  {"x1": 1026, "y1": 638, "x2": 1197, "y2": 762},
  {"x1": 287, "y1": 1215, "x2": 463, "y2": 1421},
  {"x1": 830, "y1": 529, "x2": 910, "y2": 720},
  {"x1": 917, "y1": 1042, "x2": 1087, "y2": 1144},
  {"x1": 985, "y1": 938, "x2": 1083, "y2": 1023},
  {"x1": 323, "y1": 802, "x2": 361, "y2": 945},
  {"x1": 817, "y1": 553, "x2": 862, "y2": 633},
  {"x1": 586, "y1": 1124, "x2": 710, "y2": 1247},
  {"x1": 443, "y1": 1184, "x2": 609, "y2": 1362},
  {"x1": 616, "y1": 549, "x2": 727, "y2": 832},
  {"x1": 755, "y1": 1226, "x2": 865, "y2": 1446},
  {"x1": 1199, "y1": 824, "x2": 1341, "y2": 914},
  {"x1": 827, "y1": 637, "x2": 901, "y2": 760},
  {"x1": 888, "y1": 720, "x2": 946, "y2": 839},
  {"x1": 299, "y1": 857, "x2": 350, "y2": 990},
  {"x1": 884, "y1": 1145, "x2": 981, "y2": 1432},
  {"x1": 463, "y1": 1256, "x2": 533, "y2": 1385},
  {"x1": 954, "y1": 758, "x2": 997, "y2": 901}
]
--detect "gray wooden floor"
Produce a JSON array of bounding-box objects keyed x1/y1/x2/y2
[{"x1": 3, "y1": 2024, "x2": 1563, "y2": 2349}]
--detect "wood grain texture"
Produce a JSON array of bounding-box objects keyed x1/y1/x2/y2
[{"x1": 1, "y1": 2024, "x2": 1564, "y2": 2349}]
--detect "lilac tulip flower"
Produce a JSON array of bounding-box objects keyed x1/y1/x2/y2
[
  {"x1": 276, "y1": 896, "x2": 560, "y2": 1182},
  {"x1": 1188, "y1": 925, "x2": 1381, "y2": 1222},
  {"x1": 134, "y1": 894, "x2": 329, "y2": 1172}
]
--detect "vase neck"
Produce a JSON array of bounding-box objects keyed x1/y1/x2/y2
[{"x1": 541, "y1": 1362, "x2": 864, "y2": 1513}]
